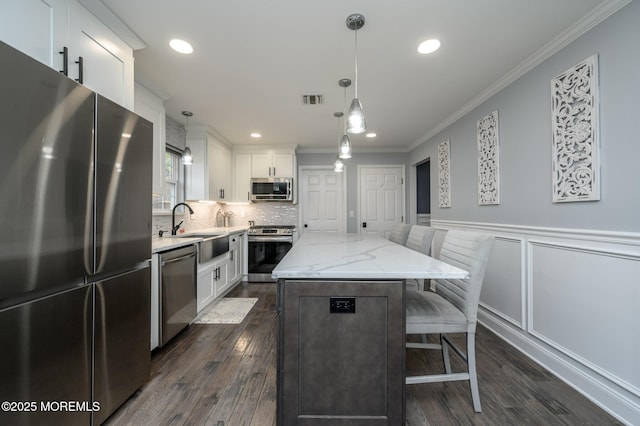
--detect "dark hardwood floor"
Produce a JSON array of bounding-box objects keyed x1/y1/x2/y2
[{"x1": 106, "y1": 282, "x2": 621, "y2": 426}]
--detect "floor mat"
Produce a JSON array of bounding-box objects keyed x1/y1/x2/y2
[{"x1": 194, "y1": 297, "x2": 258, "y2": 324}]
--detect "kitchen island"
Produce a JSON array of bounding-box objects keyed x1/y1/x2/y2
[{"x1": 272, "y1": 232, "x2": 468, "y2": 425}]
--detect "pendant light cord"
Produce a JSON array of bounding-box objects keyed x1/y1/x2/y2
[
  {"x1": 354, "y1": 29, "x2": 359, "y2": 98},
  {"x1": 343, "y1": 86, "x2": 348, "y2": 132}
]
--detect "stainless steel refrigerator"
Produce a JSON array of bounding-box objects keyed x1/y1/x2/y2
[{"x1": 0, "y1": 41, "x2": 152, "y2": 425}]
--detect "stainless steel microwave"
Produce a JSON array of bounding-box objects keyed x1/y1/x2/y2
[{"x1": 250, "y1": 177, "x2": 293, "y2": 201}]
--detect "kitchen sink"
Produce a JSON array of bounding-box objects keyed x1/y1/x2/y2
[
  {"x1": 168, "y1": 233, "x2": 229, "y2": 263},
  {"x1": 197, "y1": 235, "x2": 229, "y2": 263}
]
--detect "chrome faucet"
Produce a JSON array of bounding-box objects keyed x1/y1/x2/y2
[{"x1": 171, "y1": 202, "x2": 195, "y2": 235}]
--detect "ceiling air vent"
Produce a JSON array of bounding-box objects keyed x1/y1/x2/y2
[{"x1": 302, "y1": 94, "x2": 323, "y2": 105}]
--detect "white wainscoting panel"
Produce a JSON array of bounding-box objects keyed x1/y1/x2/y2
[
  {"x1": 481, "y1": 236, "x2": 525, "y2": 328},
  {"x1": 431, "y1": 220, "x2": 640, "y2": 425},
  {"x1": 529, "y1": 241, "x2": 640, "y2": 396}
]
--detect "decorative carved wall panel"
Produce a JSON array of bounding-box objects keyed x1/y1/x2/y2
[
  {"x1": 438, "y1": 139, "x2": 451, "y2": 208},
  {"x1": 551, "y1": 55, "x2": 600, "y2": 203},
  {"x1": 477, "y1": 111, "x2": 500, "y2": 205}
]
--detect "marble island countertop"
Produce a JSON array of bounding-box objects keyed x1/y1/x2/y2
[
  {"x1": 152, "y1": 225, "x2": 249, "y2": 253},
  {"x1": 272, "y1": 232, "x2": 469, "y2": 280}
]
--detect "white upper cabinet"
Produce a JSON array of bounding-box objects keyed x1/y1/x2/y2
[
  {"x1": 134, "y1": 83, "x2": 166, "y2": 197},
  {"x1": 0, "y1": 0, "x2": 68, "y2": 71},
  {"x1": 208, "y1": 138, "x2": 232, "y2": 201},
  {"x1": 231, "y1": 147, "x2": 297, "y2": 202},
  {"x1": 0, "y1": 0, "x2": 134, "y2": 110},
  {"x1": 185, "y1": 134, "x2": 208, "y2": 201},
  {"x1": 67, "y1": 1, "x2": 134, "y2": 109},
  {"x1": 186, "y1": 128, "x2": 232, "y2": 202},
  {"x1": 233, "y1": 153, "x2": 252, "y2": 202},
  {"x1": 251, "y1": 153, "x2": 294, "y2": 178}
]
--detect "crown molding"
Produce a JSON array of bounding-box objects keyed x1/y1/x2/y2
[
  {"x1": 77, "y1": 0, "x2": 146, "y2": 50},
  {"x1": 408, "y1": 0, "x2": 633, "y2": 152}
]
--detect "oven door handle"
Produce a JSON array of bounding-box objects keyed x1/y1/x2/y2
[{"x1": 248, "y1": 236, "x2": 293, "y2": 243}]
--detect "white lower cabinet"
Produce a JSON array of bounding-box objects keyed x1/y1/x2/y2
[
  {"x1": 196, "y1": 231, "x2": 247, "y2": 313},
  {"x1": 197, "y1": 253, "x2": 229, "y2": 312},
  {"x1": 228, "y1": 232, "x2": 243, "y2": 284},
  {"x1": 197, "y1": 268, "x2": 215, "y2": 313},
  {"x1": 214, "y1": 261, "x2": 230, "y2": 296}
]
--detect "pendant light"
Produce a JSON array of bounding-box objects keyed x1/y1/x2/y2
[
  {"x1": 182, "y1": 147, "x2": 193, "y2": 166},
  {"x1": 338, "y1": 79, "x2": 353, "y2": 159},
  {"x1": 182, "y1": 111, "x2": 193, "y2": 165},
  {"x1": 333, "y1": 112, "x2": 345, "y2": 172},
  {"x1": 346, "y1": 13, "x2": 367, "y2": 134}
]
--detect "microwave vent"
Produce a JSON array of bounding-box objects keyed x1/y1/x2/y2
[{"x1": 302, "y1": 94, "x2": 323, "y2": 105}]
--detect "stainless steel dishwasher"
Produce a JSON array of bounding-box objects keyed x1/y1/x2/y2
[{"x1": 158, "y1": 244, "x2": 197, "y2": 347}]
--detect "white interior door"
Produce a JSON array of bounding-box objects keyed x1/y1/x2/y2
[
  {"x1": 359, "y1": 166, "x2": 405, "y2": 237},
  {"x1": 299, "y1": 167, "x2": 345, "y2": 234}
]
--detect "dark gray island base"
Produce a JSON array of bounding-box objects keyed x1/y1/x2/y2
[
  {"x1": 276, "y1": 279, "x2": 405, "y2": 425},
  {"x1": 272, "y1": 233, "x2": 469, "y2": 425}
]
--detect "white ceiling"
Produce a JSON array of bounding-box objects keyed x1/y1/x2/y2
[{"x1": 90, "y1": 0, "x2": 616, "y2": 152}]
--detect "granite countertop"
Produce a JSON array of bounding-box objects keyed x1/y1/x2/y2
[
  {"x1": 272, "y1": 232, "x2": 469, "y2": 280},
  {"x1": 152, "y1": 226, "x2": 249, "y2": 253}
]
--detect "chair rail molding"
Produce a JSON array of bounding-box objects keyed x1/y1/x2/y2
[{"x1": 431, "y1": 219, "x2": 640, "y2": 425}]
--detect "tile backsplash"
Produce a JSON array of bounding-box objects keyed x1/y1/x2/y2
[{"x1": 152, "y1": 201, "x2": 298, "y2": 236}]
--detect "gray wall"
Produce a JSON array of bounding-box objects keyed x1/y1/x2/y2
[
  {"x1": 297, "y1": 152, "x2": 409, "y2": 232},
  {"x1": 409, "y1": 1, "x2": 640, "y2": 232}
]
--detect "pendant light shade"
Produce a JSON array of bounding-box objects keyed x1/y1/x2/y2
[
  {"x1": 333, "y1": 156, "x2": 344, "y2": 172},
  {"x1": 346, "y1": 14, "x2": 367, "y2": 134},
  {"x1": 339, "y1": 134, "x2": 352, "y2": 159},
  {"x1": 346, "y1": 97, "x2": 366, "y2": 134},
  {"x1": 182, "y1": 146, "x2": 193, "y2": 165}
]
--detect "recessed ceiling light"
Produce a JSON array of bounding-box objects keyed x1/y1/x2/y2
[
  {"x1": 250, "y1": 132, "x2": 262, "y2": 138},
  {"x1": 169, "y1": 39, "x2": 193, "y2": 54},
  {"x1": 366, "y1": 132, "x2": 376, "y2": 138},
  {"x1": 417, "y1": 39, "x2": 441, "y2": 55}
]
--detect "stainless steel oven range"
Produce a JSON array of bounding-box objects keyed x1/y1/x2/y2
[{"x1": 248, "y1": 225, "x2": 295, "y2": 281}]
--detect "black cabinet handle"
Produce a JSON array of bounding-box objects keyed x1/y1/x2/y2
[
  {"x1": 75, "y1": 56, "x2": 83, "y2": 84},
  {"x1": 59, "y1": 46, "x2": 68, "y2": 76},
  {"x1": 304, "y1": 224, "x2": 308, "y2": 228},
  {"x1": 362, "y1": 222, "x2": 367, "y2": 228}
]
